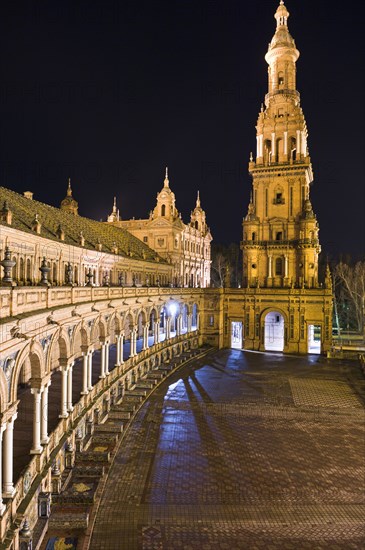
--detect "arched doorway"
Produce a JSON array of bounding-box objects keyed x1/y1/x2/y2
[{"x1": 264, "y1": 311, "x2": 284, "y2": 351}]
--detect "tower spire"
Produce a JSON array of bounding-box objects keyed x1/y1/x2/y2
[
  {"x1": 196, "y1": 190, "x2": 201, "y2": 208},
  {"x1": 164, "y1": 166, "x2": 169, "y2": 187},
  {"x1": 67, "y1": 177, "x2": 72, "y2": 196}
]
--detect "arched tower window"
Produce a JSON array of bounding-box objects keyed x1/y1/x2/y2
[
  {"x1": 276, "y1": 231, "x2": 283, "y2": 241},
  {"x1": 289, "y1": 137, "x2": 297, "y2": 161},
  {"x1": 252, "y1": 232, "x2": 256, "y2": 241},
  {"x1": 264, "y1": 140, "x2": 272, "y2": 164},
  {"x1": 278, "y1": 72, "x2": 284, "y2": 87},
  {"x1": 161, "y1": 204, "x2": 166, "y2": 216},
  {"x1": 275, "y1": 257, "x2": 283, "y2": 276}
]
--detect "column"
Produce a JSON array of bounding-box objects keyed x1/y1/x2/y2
[
  {"x1": 154, "y1": 321, "x2": 159, "y2": 345},
  {"x1": 105, "y1": 341, "x2": 110, "y2": 375},
  {"x1": 133, "y1": 328, "x2": 138, "y2": 356},
  {"x1": 284, "y1": 131, "x2": 288, "y2": 156},
  {"x1": 271, "y1": 132, "x2": 276, "y2": 158},
  {"x1": 59, "y1": 366, "x2": 68, "y2": 418},
  {"x1": 0, "y1": 424, "x2": 5, "y2": 514},
  {"x1": 268, "y1": 255, "x2": 272, "y2": 278},
  {"x1": 129, "y1": 330, "x2": 135, "y2": 358},
  {"x1": 196, "y1": 312, "x2": 200, "y2": 331},
  {"x1": 30, "y1": 388, "x2": 42, "y2": 454},
  {"x1": 284, "y1": 255, "x2": 289, "y2": 278},
  {"x1": 296, "y1": 129, "x2": 301, "y2": 155},
  {"x1": 3, "y1": 413, "x2": 17, "y2": 498},
  {"x1": 88, "y1": 350, "x2": 93, "y2": 391},
  {"x1": 119, "y1": 334, "x2": 124, "y2": 364},
  {"x1": 166, "y1": 317, "x2": 171, "y2": 340},
  {"x1": 100, "y1": 342, "x2": 106, "y2": 378},
  {"x1": 81, "y1": 353, "x2": 88, "y2": 395},
  {"x1": 142, "y1": 324, "x2": 148, "y2": 350},
  {"x1": 176, "y1": 315, "x2": 181, "y2": 337},
  {"x1": 41, "y1": 382, "x2": 50, "y2": 445},
  {"x1": 187, "y1": 314, "x2": 192, "y2": 333},
  {"x1": 67, "y1": 363, "x2": 73, "y2": 412},
  {"x1": 256, "y1": 136, "x2": 259, "y2": 159},
  {"x1": 115, "y1": 335, "x2": 121, "y2": 365}
]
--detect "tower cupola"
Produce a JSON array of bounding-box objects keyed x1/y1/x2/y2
[{"x1": 60, "y1": 178, "x2": 78, "y2": 215}]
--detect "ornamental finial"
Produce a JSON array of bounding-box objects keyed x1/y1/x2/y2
[{"x1": 164, "y1": 166, "x2": 169, "y2": 187}]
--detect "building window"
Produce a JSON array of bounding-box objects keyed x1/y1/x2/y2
[
  {"x1": 275, "y1": 257, "x2": 283, "y2": 276},
  {"x1": 252, "y1": 232, "x2": 256, "y2": 241},
  {"x1": 276, "y1": 231, "x2": 283, "y2": 241},
  {"x1": 143, "y1": 236, "x2": 148, "y2": 243},
  {"x1": 161, "y1": 204, "x2": 166, "y2": 216}
]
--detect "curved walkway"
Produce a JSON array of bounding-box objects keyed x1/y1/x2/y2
[{"x1": 90, "y1": 350, "x2": 365, "y2": 549}]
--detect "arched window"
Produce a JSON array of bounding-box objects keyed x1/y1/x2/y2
[
  {"x1": 276, "y1": 231, "x2": 283, "y2": 241},
  {"x1": 264, "y1": 140, "x2": 272, "y2": 164},
  {"x1": 195, "y1": 220, "x2": 199, "y2": 230},
  {"x1": 252, "y1": 232, "x2": 256, "y2": 241},
  {"x1": 161, "y1": 204, "x2": 166, "y2": 216},
  {"x1": 278, "y1": 72, "x2": 284, "y2": 87},
  {"x1": 289, "y1": 137, "x2": 297, "y2": 161},
  {"x1": 26, "y1": 258, "x2": 31, "y2": 281},
  {"x1": 275, "y1": 257, "x2": 283, "y2": 276}
]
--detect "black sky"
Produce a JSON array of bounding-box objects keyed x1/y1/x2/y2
[{"x1": 0, "y1": 0, "x2": 364, "y2": 259}]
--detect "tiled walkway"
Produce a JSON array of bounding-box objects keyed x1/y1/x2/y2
[{"x1": 90, "y1": 350, "x2": 365, "y2": 549}]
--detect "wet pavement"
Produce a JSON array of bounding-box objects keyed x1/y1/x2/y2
[{"x1": 90, "y1": 350, "x2": 365, "y2": 549}]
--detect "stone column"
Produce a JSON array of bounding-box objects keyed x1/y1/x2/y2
[
  {"x1": 88, "y1": 350, "x2": 93, "y2": 391},
  {"x1": 154, "y1": 321, "x2": 159, "y2": 345},
  {"x1": 296, "y1": 129, "x2": 301, "y2": 155},
  {"x1": 105, "y1": 341, "x2": 110, "y2": 375},
  {"x1": 3, "y1": 413, "x2": 17, "y2": 498},
  {"x1": 100, "y1": 342, "x2": 106, "y2": 379},
  {"x1": 176, "y1": 315, "x2": 181, "y2": 336},
  {"x1": 142, "y1": 324, "x2": 149, "y2": 350},
  {"x1": 67, "y1": 363, "x2": 73, "y2": 412},
  {"x1": 129, "y1": 330, "x2": 135, "y2": 358},
  {"x1": 59, "y1": 366, "x2": 68, "y2": 418},
  {"x1": 81, "y1": 353, "x2": 88, "y2": 395},
  {"x1": 284, "y1": 255, "x2": 289, "y2": 278},
  {"x1": 166, "y1": 317, "x2": 171, "y2": 340},
  {"x1": 196, "y1": 312, "x2": 200, "y2": 331},
  {"x1": 187, "y1": 314, "x2": 192, "y2": 333},
  {"x1": 30, "y1": 388, "x2": 43, "y2": 454},
  {"x1": 119, "y1": 334, "x2": 124, "y2": 364},
  {"x1": 284, "y1": 131, "x2": 288, "y2": 156},
  {"x1": 268, "y1": 255, "x2": 272, "y2": 278},
  {"x1": 133, "y1": 328, "x2": 138, "y2": 356},
  {"x1": 271, "y1": 132, "x2": 276, "y2": 158},
  {"x1": 41, "y1": 382, "x2": 50, "y2": 445},
  {"x1": 0, "y1": 424, "x2": 5, "y2": 515},
  {"x1": 115, "y1": 335, "x2": 121, "y2": 365}
]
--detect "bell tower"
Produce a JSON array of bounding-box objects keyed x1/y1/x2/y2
[{"x1": 242, "y1": 1, "x2": 320, "y2": 289}]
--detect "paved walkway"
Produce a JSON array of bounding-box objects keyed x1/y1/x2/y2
[{"x1": 90, "y1": 350, "x2": 365, "y2": 549}]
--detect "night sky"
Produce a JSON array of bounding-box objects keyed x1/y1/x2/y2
[{"x1": 0, "y1": 1, "x2": 364, "y2": 260}]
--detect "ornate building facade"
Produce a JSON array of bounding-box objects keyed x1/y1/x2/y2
[
  {"x1": 0, "y1": 3, "x2": 333, "y2": 548},
  {"x1": 203, "y1": 1, "x2": 332, "y2": 355},
  {"x1": 106, "y1": 168, "x2": 212, "y2": 288}
]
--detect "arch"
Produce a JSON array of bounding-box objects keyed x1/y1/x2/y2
[
  {"x1": 72, "y1": 321, "x2": 90, "y2": 356},
  {"x1": 0, "y1": 368, "x2": 8, "y2": 413},
  {"x1": 10, "y1": 341, "x2": 46, "y2": 404},
  {"x1": 47, "y1": 328, "x2": 72, "y2": 372},
  {"x1": 262, "y1": 309, "x2": 287, "y2": 352}
]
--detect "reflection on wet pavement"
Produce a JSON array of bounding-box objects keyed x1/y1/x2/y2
[{"x1": 91, "y1": 349, "x2": 365, "y2": 549}]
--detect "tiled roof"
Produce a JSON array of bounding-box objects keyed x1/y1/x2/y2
[{"x1": 0, "y1": 186, "x2": 164, "y2": 263}]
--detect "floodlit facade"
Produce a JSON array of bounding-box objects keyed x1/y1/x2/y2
[
  {"x1": 0, "y1": 2, "x2": 333, "y2": 547},
  {"x1": 106, "y1": 169, "x2": 212, "y2": 288},
  {"x1": 203, "y1": 1, "x2": 333, "y2": 354}
]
